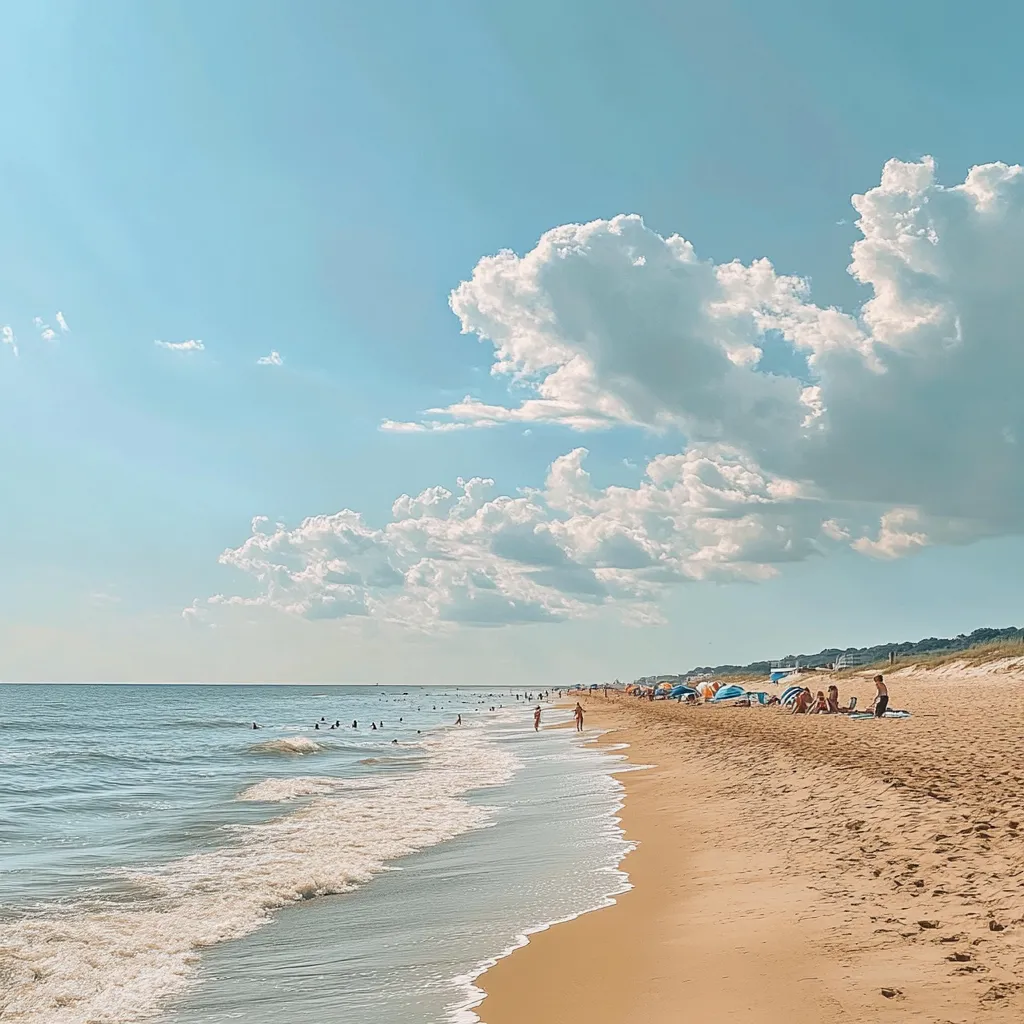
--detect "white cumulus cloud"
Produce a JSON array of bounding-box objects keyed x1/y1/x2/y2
[
  {"x1": 155, "y1": 339, "x2": 205, "y2": 352},
  {"x1": 192, "y1": 445, "x2": 857, "y2": 629},
  {"x1": 428, "y1": 157, "x2": 1024, "y2": 549},
  {"x1": 55, "y1": 312, "x2": 70, "y2": 333},
  {"x1": 2, "y1": 325, "x2": 17, "y2": 357},
  {"x1": 199, "y1": 156, "x2": 1024, "y2": 629},
  {"x1": 257, "y1": 350, "x2": 283, "y2": 366}
]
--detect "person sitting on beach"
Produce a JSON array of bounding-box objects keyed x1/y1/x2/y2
[
  {"x1": 826, "y1": 685, "x2": 841, "y2": 714},
  {"x1": 873, "y1": 675, "x2": 889, "y2": 718},
  {"x1": 791, "y1": 688, "x2": 812, "y2": 714},
  {"x1": 808, "y1": 690, "x2": 829, "y2": 714}
]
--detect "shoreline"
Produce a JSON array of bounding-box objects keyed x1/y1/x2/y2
[{"x1": 475, "y1": 669, "x2": 1024, "y2": 1023}]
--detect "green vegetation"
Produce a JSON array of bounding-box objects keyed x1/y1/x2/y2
[{"x1": 687, "y1": 625, "x2": 1024, "y2": 679}]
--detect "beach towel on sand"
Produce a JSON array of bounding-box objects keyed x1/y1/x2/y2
[{"x1": 850, "y1": 710, "x2": 911, "y2": 720}]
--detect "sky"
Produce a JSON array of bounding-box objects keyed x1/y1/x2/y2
[{"x1": 3, "y1": 0, "x2": 1024, "y2": 683}]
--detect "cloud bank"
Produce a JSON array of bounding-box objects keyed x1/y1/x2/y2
[
  {"x1": 188, "y1": 443, "x2": 839, "y2": 628},
  {"x1": 197, "y1": 157, "x2": 1024, "y2": 627}
]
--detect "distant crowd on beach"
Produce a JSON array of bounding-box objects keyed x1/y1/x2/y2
[{"x1": 598, "y1": 672, "x2": 899, "y2": 720}]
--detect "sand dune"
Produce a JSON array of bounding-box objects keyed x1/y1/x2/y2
[{"x1": 477, "y1": 660, "x2": 1024, "y2": 1023}]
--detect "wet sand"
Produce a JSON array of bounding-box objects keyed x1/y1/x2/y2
[{"x1": 476, "y1": 661, "x2": 1024, "y2": 1023}]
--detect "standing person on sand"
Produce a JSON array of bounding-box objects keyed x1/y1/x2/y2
[
  {"x1": 873, "y1": 675, "x2": 889, "y2": 718},
  {"x1": 533, "y1": 705, "x2": 541, "y2": 731},
  {"x1": 573, "y1": 702, "x2": 584, "y2": 732}
]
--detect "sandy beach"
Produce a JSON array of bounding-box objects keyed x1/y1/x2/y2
[{"x1": 477, "y1": 659, "x2": 1024, "y2": 1023}]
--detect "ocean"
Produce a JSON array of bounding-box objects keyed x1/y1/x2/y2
[{"x1": 0, "y1": 684, "x2": 631, "y2": 1024}]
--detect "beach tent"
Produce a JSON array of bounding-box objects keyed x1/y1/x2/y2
[
  {"x1": 710, "y1": 684, "x2": 746, "y2": 702},
  {"x1": 668, "y1": 684, "x2": 698, "y2": 699}
]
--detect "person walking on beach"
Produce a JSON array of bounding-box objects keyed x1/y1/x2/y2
[
  {"x1": 873, "y1": 675, "x2": 889, "y2": 718},
  {"x1": 573, "y1": 702, "x2": 585, "y2": 732},
  {"x1": 533, "y1": 705, "x2": 541, "y2": 731},
  {"x1": 455, "y1": 714, "x2": 462, "y2": 726}
]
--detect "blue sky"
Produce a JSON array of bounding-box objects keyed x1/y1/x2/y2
[{"x1": 2, "y1": 0, "x2": 1023, "y2": 682}]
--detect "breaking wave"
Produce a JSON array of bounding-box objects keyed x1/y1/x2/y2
[{"x1": 0, "y1": 730, "x2": 517, "y2": 1024}]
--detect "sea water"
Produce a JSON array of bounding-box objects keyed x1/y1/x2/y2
[{"x1": 0, "y1": 684, "x2": 631, "y2": 1024}]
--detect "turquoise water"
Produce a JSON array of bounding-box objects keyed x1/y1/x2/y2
[{"x1": 0, "y1": 685, "x2": 630, "y2": 1023}]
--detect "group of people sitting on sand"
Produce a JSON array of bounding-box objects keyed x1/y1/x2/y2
[{"x1": 790, "y1": 675, "x2": 889, "y2": 717}]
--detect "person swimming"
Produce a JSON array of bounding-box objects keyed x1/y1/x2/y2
[
  {"x1": 314, "y1": 722, "x2": 320, "y2": 730},
  {"x1": 371, "y1": 723, "x2": 377, "y2": 730},
  {"x1": 251, "y1": 722, "x2": 260, "y2": 729},
  {"x1": 352, "y1": 720, "x2": 358, "y2": 728}
]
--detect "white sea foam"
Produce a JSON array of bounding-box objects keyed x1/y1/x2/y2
[
  {"x1": 0, "y1": 729, "x2": 518, "y2": 1024},
  {"x1": 236, "y1": 776, "x2": 341, "y2": 802},
  {"x1": 248, "y1": 736, "x2": 325, "y2": 755}
]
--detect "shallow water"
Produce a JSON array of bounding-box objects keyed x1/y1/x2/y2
[{"x1": 0, "y1": 685, "x2": 630, "y2": 1024}]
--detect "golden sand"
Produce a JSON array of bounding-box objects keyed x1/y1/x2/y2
[{"x1": 477, "y1": 662, "x2": 1024, "y2": 1023}]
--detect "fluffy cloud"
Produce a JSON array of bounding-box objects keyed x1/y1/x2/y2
[
  {"x1": 199, "y1": 157, "x2": 1024, "y2": 628},
  {"x1": 2, "y1": 326, "x2": 16, "y2": 357},
  {"x1": 257, "y1": 350, "x2": 283, "y2": 366},
  {"x1": 55, "y1": 312, "x2": 70, "y2": 333},
  {"x1": 155, "y1": 339, "x2": 205, "y2": 352},
  {"x1": 191, "y1": 445, "x2": 849, "y2": 628},
  {"x1": 409, "y1": 157, "x2": 1024, "y2": 548}
]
